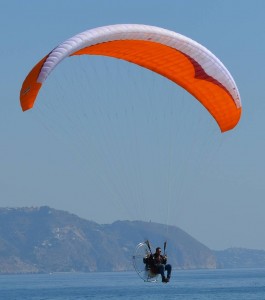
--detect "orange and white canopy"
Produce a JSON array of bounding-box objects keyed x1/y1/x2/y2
[{"x1": 20, "y1": 24, "x2": 241, "y2": 132}]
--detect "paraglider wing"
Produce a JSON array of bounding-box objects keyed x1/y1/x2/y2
[{"x1": 20, "y1": 24, "x2": 241, "y2": 132}]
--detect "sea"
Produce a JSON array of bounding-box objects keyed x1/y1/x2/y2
[{"x1": 1, "y1": 269, "x2": 265, "y2": 300}]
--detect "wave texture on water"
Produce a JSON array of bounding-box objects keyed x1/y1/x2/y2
[{"x1": 1, "y1": 269, "x2": 265, "y2": 300}]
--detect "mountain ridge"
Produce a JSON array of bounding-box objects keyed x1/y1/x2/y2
[{"x1": 0, "y1": 206, "x2": 264, "y2": 274}]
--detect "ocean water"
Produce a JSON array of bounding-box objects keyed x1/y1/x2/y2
[{"x1": 1, "y1": 269, "x2": 265, "y2": 300}]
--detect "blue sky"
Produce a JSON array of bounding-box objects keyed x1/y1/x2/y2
[{"x1": 1, "y1": 0, "x2": 265, "y2": 250}]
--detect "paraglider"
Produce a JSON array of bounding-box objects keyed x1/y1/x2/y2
[
  {"x1": 20, "y1": 24, "x2": 241, "y2": 132},
  {"x1": 133, "y1": 240, "x2": 171, "y2": 283},
  {"x1": 133, "y1": 241, "x2": 159, "y2": 282},
  {"x1": 20, "y1": 24, "x2": 242, "y2": 282}
]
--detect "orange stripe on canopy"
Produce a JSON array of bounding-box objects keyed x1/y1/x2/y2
[
  {"x1": 72, "y1": 40, "x2": 241, "y2": 132},
  {"x1": 20, "y1": 55, "x2": 49, "y2": 111},
  {"x1": 20, "y1": 39, "x2": 241, "y2": 132}
]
